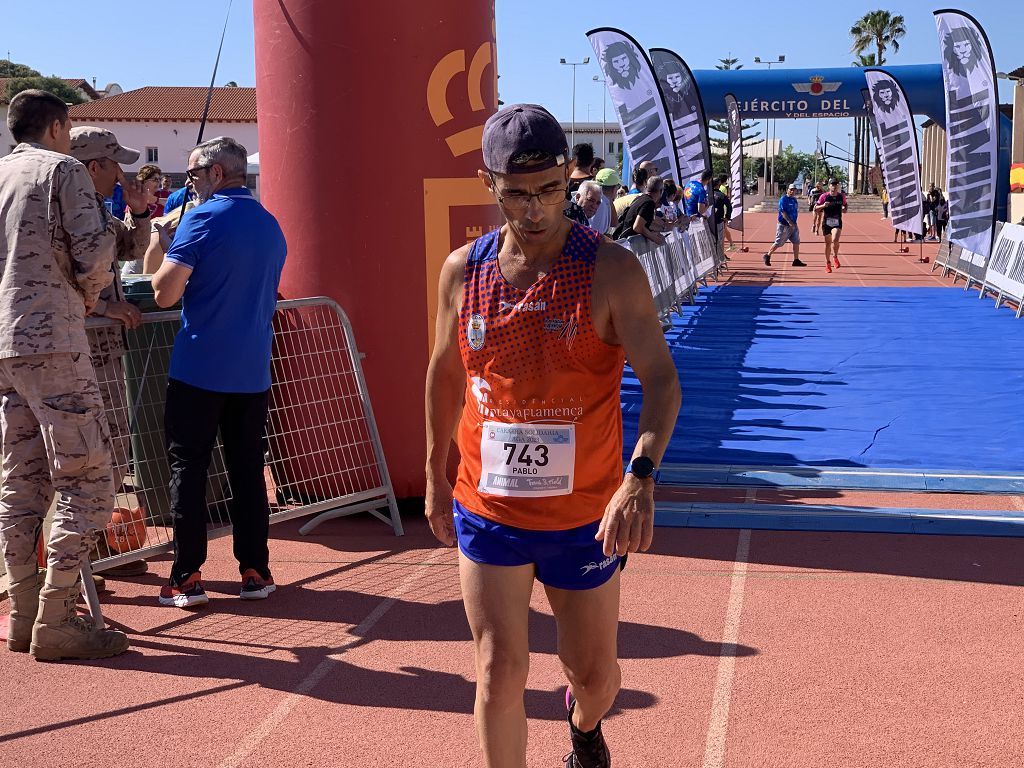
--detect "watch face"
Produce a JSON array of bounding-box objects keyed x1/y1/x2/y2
[{"x1": 630, "y1": 456, "x2": 655, "y2": 478}]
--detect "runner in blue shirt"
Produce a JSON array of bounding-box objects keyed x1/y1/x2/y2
[{"x1": 762, "y1": 183, "x2": 806, "y2": 267}]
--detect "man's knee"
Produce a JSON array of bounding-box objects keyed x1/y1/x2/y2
[
  {"x1": 562, "y1": 658, "x2": 621, "y2": 703},
  {"x1": 475, "y1": 646, "x2": 530, "y2": 705}
]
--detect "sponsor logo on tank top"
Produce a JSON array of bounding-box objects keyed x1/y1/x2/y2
[
  {"x1": 498, "y1": 299, "x2": 548, "y2": 313},
  {"x1": 467, "y1": 314, "x2": 486, "y2": 350},
  {"x1": 470, "y1": 376, "x2": 585, "y2": 422}
]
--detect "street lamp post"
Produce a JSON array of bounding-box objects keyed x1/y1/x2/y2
[
  {"x1": 560, "y1": 57, "x2": 590, "y2": 148},
  {"x1": 848, "y1": 132, "x2": 853, "y2": 189},
  {"x1": 593, "y1": 75, "x2": 608, "y2": 162},
  {"x1": 754, "y1": 55, "x2": 785, "y2": 196}
]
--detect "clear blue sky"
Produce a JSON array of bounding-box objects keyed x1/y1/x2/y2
[{"x1": 3, "y1": 1, "x2": 1020, "y2": 159}]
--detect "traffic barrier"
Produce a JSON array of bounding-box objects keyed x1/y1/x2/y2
[{"x1": 86, "y1": 297, "x2": 402, "y2": 576}]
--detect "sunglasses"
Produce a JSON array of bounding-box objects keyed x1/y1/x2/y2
[{"x1": 185, "y1": 163, "x2": 216, "y2": 182}]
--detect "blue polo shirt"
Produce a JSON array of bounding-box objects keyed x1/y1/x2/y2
[
  {"x1": 681, "y1": 180, "x2": 708, "y2": 217},
  {"x1": 165, "y1": 188, "x2": 286, "y2": 393},
  {"x1": 778, "y1": 194, "x2": 799, "y2": 226}
]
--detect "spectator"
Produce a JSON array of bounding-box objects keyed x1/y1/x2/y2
[
  {"x1": 0, "y1": 89, "x2": 128, "y2": 660},
  {"x1": 613, "y1": 174, "x2": 665, "y2": 244},
  {"x1": 151, "y1": 137, "x2": 287, "y2": 609},
  {"x1": 135, "y1": 164, "x2": 163, "y2": 216},
  {"x1": 576, "y1": 180, "x2": 606, "y2": 233},
  {"x1": 614, "y1": 163, "x2": 652, "y2": 218},
  {"x1": 154, "y1": 174, "x2": 172, "y2": 216},
  {"x1": 163, "y1": 181, "x2": 192, "y2": 214},
  {"x1": 880, "y1": 186, "x2": 889, "y2": 219},
  {"x1": 593, "y1": 167, "x2": 621, "y2": 234},
  {"x1": 711, "y1": 175, "x2": 733, "y2": 255},
  {"x1": 934, "y1": 190, "x2": 949, "y2": 241},
  {"x1": 591, "y1": 157, "x2": 606, "y2": 174},
  {"x1": 567, "y1": 142, "x2": 595, "y2": 194}
]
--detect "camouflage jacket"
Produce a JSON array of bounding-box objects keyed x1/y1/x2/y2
[
  {"x1": 0, "y1": 143, "x2": 114, "y2": 358},
  {"x1": 93, "y1": 193, "x2": 149, "y2": 315}
]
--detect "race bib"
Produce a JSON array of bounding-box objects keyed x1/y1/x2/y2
[
  {"x1": 479, "y1": 422, "x2": 575, "y2": 497},
  {"x1": 826, "y1": 217, "x2": 840, "y2": 228}
]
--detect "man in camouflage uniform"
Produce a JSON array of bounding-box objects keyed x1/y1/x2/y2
[
  {"x1": 69, "y1": 127, "x2": 149, "y2": 575},
  {"x1": 0, "y1": 90, "x2": 129, "y2": 660}
]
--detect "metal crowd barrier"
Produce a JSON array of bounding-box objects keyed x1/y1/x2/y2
[
  {"x1": 85, "y1": 296, "x2": 402, "y2": 576},
  {"x1": 617, "y1": 217, "x2": 722, "y2": 321}
]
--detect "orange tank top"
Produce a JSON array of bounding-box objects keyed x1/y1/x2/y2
[{"x1": 454, "y1": 223, "x2": 626, "y2": 531}]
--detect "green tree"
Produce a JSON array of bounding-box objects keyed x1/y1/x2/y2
[
  {"x1": 708, "y1": 54, "x2": 760, "y2": 152},
  {"x1": 0, "y1": 59, "x2": 40, "y2": 78},
  {"x1": 850, "y1": 10, "x2": 906, "y2": 66},
  {"x1": 5, "y1": 76, "x2": 89, "y2": 105}
]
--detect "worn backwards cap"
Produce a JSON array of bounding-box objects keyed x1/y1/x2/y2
[
  {"x1": 594, "y1": 167, "x2": 622, "y2": 187},
  {"x1": 69, "y1": 126, "x2": 140, "y2": 164},
  {"x1": 482, "y1": 104, "x2": 568, "y2": 174}
]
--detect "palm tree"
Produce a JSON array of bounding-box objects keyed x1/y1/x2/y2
[
  {"x1": 851, "y1": 53, "x2": 878, "y2": 194},
  {"x1": 850, "y1": 10, "x2": 906, "y2": 66}
]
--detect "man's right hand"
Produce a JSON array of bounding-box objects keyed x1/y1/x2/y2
[
  {"x1": 425, "y1": 476, "x2": 456, "y2": 547},
  {"x1": 103, "y1": 300, "x2": 143, "y2": 330}
]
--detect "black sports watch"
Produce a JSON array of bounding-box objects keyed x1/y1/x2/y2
[{"x1": 625, "y1": 456, "x2": 658, "y2": 482}]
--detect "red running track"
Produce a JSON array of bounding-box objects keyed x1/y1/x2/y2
[{"x1": 2, "y1": 213, "x2": 1021, "y2": 767}]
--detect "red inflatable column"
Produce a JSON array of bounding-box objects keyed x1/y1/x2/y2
[{"x1": 254, "y1": 1, "x2": 501, "y2": 497}]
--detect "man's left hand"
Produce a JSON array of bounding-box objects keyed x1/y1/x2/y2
[
  {"x1": 118, "y1": 167, "x2": 149, "y2": 215},
  {"x1": 595, "y1": 474, "x2": 655, "y2": 557}
]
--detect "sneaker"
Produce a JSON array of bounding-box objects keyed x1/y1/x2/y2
[
  {"x1": 159, "y1": 572, "x2": 209, "y2": 608},
  {"x1": 833, "y1": 256, "x2": 842, "y2": 269},
  {"x1": 792, "y1": 259, "x2": 807, "y2": 267},
  {"x1": 826, "y1": 264, "x2": 833, "y2": 273},
  {"x1": 563, "y1": 693, "x2": 611, "y2": 768},
  {"x1": 240, "y1": 569, "x2": 276, "y2": 600},
  {"x1": 762, "y1": 253, "x2": 771, "y2": 266}
]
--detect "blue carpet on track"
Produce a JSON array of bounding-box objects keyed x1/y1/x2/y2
[{"x1": 621, "y1": 285, "x2": 1024, "y2": 472}]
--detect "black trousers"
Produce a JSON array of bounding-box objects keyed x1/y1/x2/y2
[{"x1": 165, "y1": 378, "x2": 271, "y2": 585}]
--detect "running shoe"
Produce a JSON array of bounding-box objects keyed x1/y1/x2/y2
[
  {"x1": 792, "y1": 259, "x2": 807, "y2": 267},
  {"x1": 240, "y1": 569, "x2": 276, "y2": 600},
  {"x1": 159, "y1": 572, "x2": 209, "y2": 608},
  {"x1": 833, "y1": 256, "x2": 842, "y2": 269},
  {"x1": 762, "y1": 253, "x2": 771, "y2": 266},
  {"x1": 826, "y1": 264, "x2": 833, "y2": 273},
  {"x1": 563, "y1": 691, "x2": 611, "y2": 768}
]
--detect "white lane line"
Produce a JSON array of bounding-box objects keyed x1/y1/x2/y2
[
  {"x1": 217, "y1": 548, "x2": 451, "y2": 768},
  {"x1": 702, "y1": 528, "x2": 752, "y2": 768}
]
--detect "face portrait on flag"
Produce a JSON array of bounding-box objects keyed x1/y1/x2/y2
[
  {"x1": 871, "y1": 79, "x2": 901, "y2": 114},
  {"x1": 601, "y1": 41, "x2": 642, "y2": 90},
  {"x1": 656, "y1": 60, "x2": 690, "y2": 121},
  {"x1": 942, "y1": 26, "x2": 986, "y2": 78}
]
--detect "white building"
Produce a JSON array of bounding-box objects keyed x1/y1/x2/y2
[
  {"x1": 66, "y1": 86, "x2": 258, "y2": 184},
  {"x1": 558, "y1": 121, "x2": 623, "y2": 165}
]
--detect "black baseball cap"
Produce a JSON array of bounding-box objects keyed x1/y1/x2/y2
[{"x1": 482, "y1": 104, "x2": 568, "y2": 175}]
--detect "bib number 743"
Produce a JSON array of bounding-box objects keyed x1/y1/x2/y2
[{"x1": 479, "y1": 422, "x2": 574, "y2": 497}]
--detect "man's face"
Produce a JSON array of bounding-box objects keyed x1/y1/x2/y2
[
  {"x1": 953, "y1": 40, "x2": 973, "y2": 64},
  {"x1": 830, "y1": 183, "x2": 840, "y2": 194},
  {"x1": 600, "y1": 183, "x2": 619, "y2": 200},
  {"x1": 879, "y1": 87, "x2": 893, "y2": 105},
  {"x1": 482, "y1": 164, "x2": 570, "y2": 247},
  {"x1": 55, "y1": 118, "x2": 72, "y2": 155},
  {"x1": 787, "y1": 187, "x2": 797, "y2": 198},
  {"x1": 579, "y1": 187, "x2": 602, "y2": 218},
  {"x1": 666, "y1": 72, "x2": 683, "y2": 93},
  {"x1": 612, "y1": 54, "x2": 630, "y2": 78},
  {"x1": 187, "y1": 150, "x2": 219, "y2": 204},
  {"x1": 89, "y1": 157, "x2": 120, "y2": 198}
]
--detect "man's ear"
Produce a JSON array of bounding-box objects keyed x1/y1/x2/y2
[{"x1": 478, "y1": 169, "x2": 493, "y2": 191}]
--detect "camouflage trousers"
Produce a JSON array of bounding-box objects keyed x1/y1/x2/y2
[
  {"x1": 89, "y1": 325, "x2": 129, "y2": 484},
  {"x1": 0, "y1": 352, "x2": 114, "y2": 574}
]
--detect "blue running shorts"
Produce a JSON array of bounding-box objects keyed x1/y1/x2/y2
[{"x1": 452, "y1": 500, "x2": 623, "y2": 591}]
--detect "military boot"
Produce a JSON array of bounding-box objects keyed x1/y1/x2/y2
[
  {"x1": 6, "y1": 566, "x2": 43, "y2": 652},
  {"x1": 30, "y1": 582, "x2": 129, "y2": 662}
]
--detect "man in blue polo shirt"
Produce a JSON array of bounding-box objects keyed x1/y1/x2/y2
[
  {"x1": 681, "y1": 170, "x2": 711, "y2": 220},
  {"x1": 152, "y1": 136, "x2": 286, "y2": 608},
  {"x1": 762, "y1": 182, "x2": 807, "y2": 268}
]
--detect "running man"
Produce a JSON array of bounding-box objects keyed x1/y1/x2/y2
[
  {"x1": 762, "y1": 183, "x2": 807, "y2": 268},
  {"x1": 424, "y1": 104, "x2": 681, "y2": 768},
  {"x1": 814, "y1": 179, "x2": 848, "y2": 272}
]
